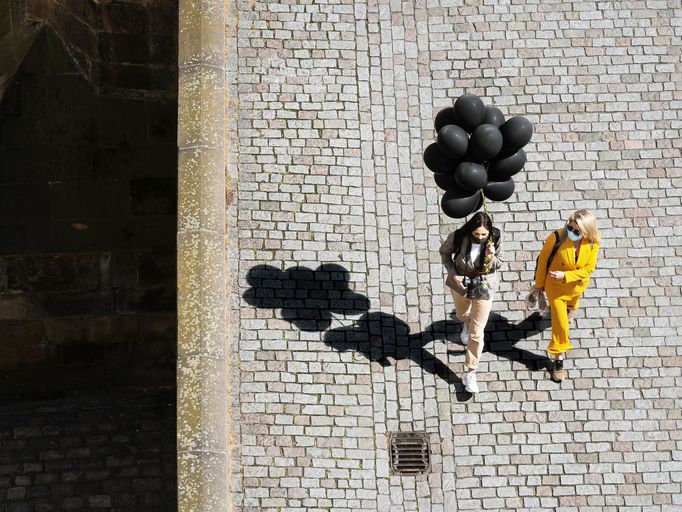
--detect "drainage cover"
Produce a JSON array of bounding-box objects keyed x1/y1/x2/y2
[{"x1": 389, "y1": 431, "x2": 430, "y2": 475}]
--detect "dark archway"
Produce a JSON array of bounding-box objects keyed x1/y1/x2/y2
[{"x1": 0, "y1": 3, "x2": 178, "y2": 510}]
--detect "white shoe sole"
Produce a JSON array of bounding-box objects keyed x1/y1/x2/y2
[{"x1": 463, "y1": 374, "x2": 478, "y2": 393}]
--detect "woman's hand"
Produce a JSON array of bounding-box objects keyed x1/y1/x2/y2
[
  {"x1": 448, "y1": 274, "x2": 466, "y2": 294},
  {"x1": 485, "y1": 243, "x2": 495, "y2": 257},
  {"x1": 548, "y1": 270, "x2": 565, "y2": 281}
]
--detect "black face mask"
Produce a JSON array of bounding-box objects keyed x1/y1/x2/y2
[{"x1": 470, "y1": 235, "x2": 488, "y2": 245}]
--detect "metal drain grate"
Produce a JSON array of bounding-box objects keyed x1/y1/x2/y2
[{"x1": 389, "y1": 432, "x2": 430, "y2": 475}]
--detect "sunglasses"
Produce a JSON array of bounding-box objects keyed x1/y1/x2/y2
[{"x1": 567, "y1": 225, "x2": 581, "y2": 236}]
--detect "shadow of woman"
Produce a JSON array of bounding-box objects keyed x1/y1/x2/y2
[
  {"x1": 431, "y1": 313, "x2": 554, "y2": 372},
  {"x1": 323, "y1": 312, "x2": 471, "y2": 401},
  {"x1": 482, "y1": 312, "x2": 553, "y2": 371}
]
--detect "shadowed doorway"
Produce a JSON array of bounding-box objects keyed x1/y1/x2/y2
[{"x1": 0, "y1": 1, "x2": 178, "y2": 509}]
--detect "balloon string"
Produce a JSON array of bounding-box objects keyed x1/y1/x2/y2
[{"x1": 482, "y1": 161, "x2": 490, "y2": 215}]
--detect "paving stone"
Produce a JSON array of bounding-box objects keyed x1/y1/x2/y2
[{"x1": 235, "y1": 1, "x2": 682, "y2": 510}]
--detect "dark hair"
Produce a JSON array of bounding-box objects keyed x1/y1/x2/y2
[
  {"x1": 452, "y1": 212, "x2": 500, "y2": 270},
  {"x1": 459, "y1": 211, "x2": 493, "y2": 236}
]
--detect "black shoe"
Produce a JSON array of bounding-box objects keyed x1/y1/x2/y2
[{"x1": 550, "y1": 360, "x2": 566, "y2": 382}]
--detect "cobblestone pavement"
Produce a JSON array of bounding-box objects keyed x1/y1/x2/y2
[{"x1": 234, "y1": 1, "x2": 682, "y2": 510}]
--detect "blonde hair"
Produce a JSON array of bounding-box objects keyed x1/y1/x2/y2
[{"x1": 568, "y1": 209, "x2": 600, "y2": 244}]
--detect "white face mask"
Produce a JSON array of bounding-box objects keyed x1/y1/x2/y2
[
  {"x1": 567, "y1": 224, "x2": 583, "y2": 241},
  {"x1": 567, "y1": 230, "x2": 582, "y2": 242}
]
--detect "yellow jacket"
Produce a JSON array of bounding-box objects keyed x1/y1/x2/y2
[{"x1": 535, "y1": 231, "x2": 600, "y2": 296}]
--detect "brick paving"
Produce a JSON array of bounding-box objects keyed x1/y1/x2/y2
[{"x1": 234, "y1": 1, "x2": 682, "y2": 510}]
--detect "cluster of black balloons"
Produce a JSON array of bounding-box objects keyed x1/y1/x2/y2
[{"x1": 424, "y1": 94, "x2": 533, "y2": 218}]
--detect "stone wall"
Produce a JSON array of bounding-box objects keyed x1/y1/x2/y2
[
  {"x1": 0, "y1": 8, "x2": 178, "y2": 509},
  {"x1": 26, "y1": 0, "x2": 177, "y2": 97},
  {"x1": 0, "y1": 26, "x2": 177, "y2": 393},
  {"x1": 235, "y1": 1, "x2": 682, "y2": 511},
  {"x1": 0, "y1": 0, "x2": 38, "y2": 100}
]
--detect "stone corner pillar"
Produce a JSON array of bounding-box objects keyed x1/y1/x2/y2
[{"x1": 176, "y1": 0, "x2": 231, "y2": 510}]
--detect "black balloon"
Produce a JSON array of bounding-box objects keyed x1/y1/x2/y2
[
  {"x1": 427, "y1": 97, "x2": 530, "y2": 213},
  {"x1": 489, "y1": 148, "x2": 526, "y2": 178},
  {"x1": 434, "y1": 173, "x2": 457, "y2": 191},
  {"x1": 453, "y1": 93, "x2": 486, "y2": 132},
  {"x1": 462, "y1": 146, "x2": 485, "y2": 164},
  {"x1": 470, "y1": 124, "x2": 503, "y2": 160},
  {"x1": 454, "y1": 162, "x2": 487, "y2": 192},
  {"x1": 434, "y1": 107, "x2": 456, "y2": 132},
  {"x1": 437, "y1": 124, "x2": 469, "y2": 159},
  {"x1": 441, "y1": 189, "x2": 482, "y2": 219},
  {"x1": 423, "y1": 143, "x2": 457, "y2": 174},
  {"x1": 483, "y1": 106, "x2": 505, "y2": 127},
  {"x1": 475, "y1": 194, "x2": 484, "y2": 211},
  {"x1": 483, "y1": 177, "x2": 515, "y2": 201},
  {"x1": 500, "y1": 116, "x2": 533, "y2": 151}
]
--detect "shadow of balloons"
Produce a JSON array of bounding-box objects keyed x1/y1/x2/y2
[{"x1": 243, "y1": 264, "x2": 370, "y2": 332}]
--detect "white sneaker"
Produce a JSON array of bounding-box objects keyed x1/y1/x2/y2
[
  {"x1": 462, "y1": 371, "x2": 479, "y2": 393},
  {"x1": 460, "y1": 323, "x2": 469, "y2": 345}
]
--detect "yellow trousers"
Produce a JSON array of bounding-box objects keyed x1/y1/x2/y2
[{"x1": 547, "y1": 292, "x2": 580, "y2": 357}]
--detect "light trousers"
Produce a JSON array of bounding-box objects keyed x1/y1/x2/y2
[{"x1": 450, "y1": 291, "x2": 493, "y2": 371}]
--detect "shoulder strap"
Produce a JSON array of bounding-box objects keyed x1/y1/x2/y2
[
  {"x1": 544, "y1": 230, "x2": 562, "y2": 277},
  {"x1": 451, "y1": 230, "x2": 463, "y2": 260},
  {"x1": 535, "y1": 230, "x2": 562, "y2": 281}
]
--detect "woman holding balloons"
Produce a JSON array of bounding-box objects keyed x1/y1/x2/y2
[
  {"x1": 427, "y1": 93, "x2": 532, "y2": 393},
  {"x1": 534, "y1": 209, "x2": 601, "y2": 382},
  {"x1": 439, "y1": 211, "x2": 503, "y2": 394}
]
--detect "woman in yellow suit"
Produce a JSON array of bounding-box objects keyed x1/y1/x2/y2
[{"x1": 535, "y1": 209, "x2": 600, "y2": 382}]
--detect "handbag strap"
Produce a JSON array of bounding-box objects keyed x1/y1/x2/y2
[{"x1": 535, "y1": 230, "x2": 562, "y2": 281}]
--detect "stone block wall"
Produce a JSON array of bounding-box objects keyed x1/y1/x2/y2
[
  {"x1": 0, "y1": 26, "x2": 177, "y2": 391},
  {"x1": 0, "y1": 250, "x2": 176, "y2": 394},
  {"x1": 0, "y1": 12, "x2": 178, "y2": 512},
  {"x1": 0, "y1": 0, "x2": 38, "y2": 100},
  {"x1": 234, "y1": 1, "x2": 682, "y2": 510},
  {"x1": 26, "y1": 0, "x2": 177, "y2": 96}
]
